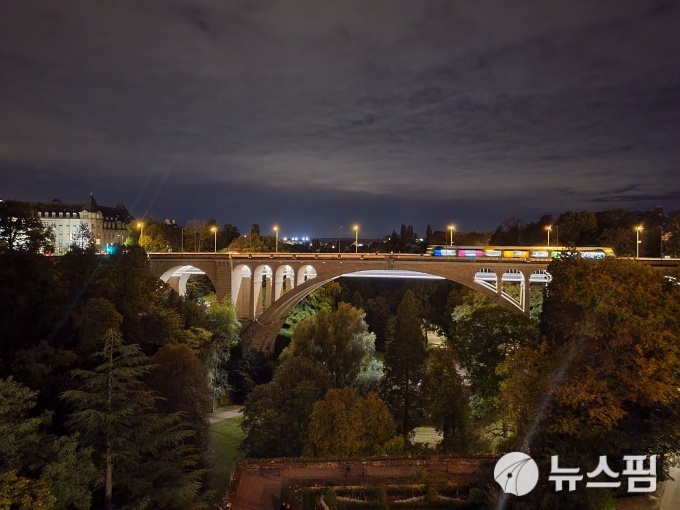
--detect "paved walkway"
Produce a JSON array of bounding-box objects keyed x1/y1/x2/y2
[
  {"x1": 660, "y1": 467, "x2": 680, "y2": 510},
  {"x1": 209, "y1": 405, "x2": 243, "y2": 424}
]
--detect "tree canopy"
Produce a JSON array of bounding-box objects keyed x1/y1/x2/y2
[
  {"x1": 422, "y1": 343, "x2": 478, "y2": 453},
  {"x1": 282, "y1": 302, "x2": 376, "y2": 388},
  {"x1": 500, "y1": 257, "x2": 680, "y2": 471},
  {"x1": 240, "y1": 356, "x2": 332, "y2": 458},
  {"x1": 0, "y1": 200, "x2": 54, "y2": 254},
  {"x1": 305, "y1": 388, "x2": 403, "y2": 458}
]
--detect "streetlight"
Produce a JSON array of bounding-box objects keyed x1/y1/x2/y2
[
  {"x1": 181, "y1": 228, "x2": 184, "y2": 252},
  {"x1": 137, "y1": 222, "x2": 143, "y2": 246},
  {"x1": 353, "y1": 225, "x2": 359, "y2": 253},
  {"x1": 211, "y1": 226, "x2": 217, "y2": 253},
  {"x1": 448, "y1": 225, "x2": 455, "y2": 246},
  {"x1": 273, "y1": 225, "x2": 279, "y2": 253},
  {"x1": 545, "y1": 225, "x2": 552, "y2": 246},
  {"x1": 635, "y1": 225, "x2": 643, "y2": 259}
]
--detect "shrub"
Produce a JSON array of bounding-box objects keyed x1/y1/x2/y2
[
  {"x1": 425, "y1": 486, "x2": 439, "y2": 504},
  {"x1": 468, "y1": 488, "x2": 484, "y2": 504},
  {"x1": 375, "y1": 486, "x2": 387, "y2": 505}
]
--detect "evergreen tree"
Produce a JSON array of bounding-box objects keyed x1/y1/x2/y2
[
  {"x1": 382, "y1": 290, "x2": 427, "y2": 441},
  {"x1": 72, "y1": 222, "x2": 95, "y2": 251},
  {"x1": 0, "y1": 377, "x2": 98, "y2": 510},
  {"x1": 61, "y1": 329, "x2": 205, "y2": 510},
  {"x1": 425, "y1": 224, "x2": 433, "y2": 243},
  {"x1": 201, "y1": 295, "x2": 241, "y2": 409},
  {"x1": 422, "y1": 344, "x2": 478, "y2": 453}
]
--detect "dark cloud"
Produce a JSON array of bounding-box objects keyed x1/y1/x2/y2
[{"x1": 1, "y1": 0, "x2": 679, "y2": 236}]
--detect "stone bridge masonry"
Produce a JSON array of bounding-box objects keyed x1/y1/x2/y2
[
  {"x1": 148, "y1": 253, "x2": 679, "y2": 351},
  {"x1": 148, "y1": 253, "x2": 557, "y2": 352}
]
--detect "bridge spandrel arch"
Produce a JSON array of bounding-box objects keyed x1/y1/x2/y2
[
  {"x1": 232, "y1": 264, "x2": 252, "y2": 319},
  {"x1": 274, "y1": 265, "x2": 296, "y2": 301},
  {"x1": 157, "y1": 262, "x2": 218, "y2": 298},
  {"x1": 252, "y1": 265, "x2": 274, "y2": 318},
  {"x1": 297, "y1": 265, "x2": 318, "y2": 285},
  {"x1": 500, "y1": 269, "x2": 526, "y2": 312}
]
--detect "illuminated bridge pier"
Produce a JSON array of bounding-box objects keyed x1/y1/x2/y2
[{"x1": 149, "y1": 253, "x2": 553, "y2": 351}]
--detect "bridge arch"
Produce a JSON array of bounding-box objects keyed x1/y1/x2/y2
[
  {"x1": 297, "y1": 265, "x2": 318, "y2": 285},
  {"x1": 501, "y1": 269, "x2": 525, "y2": 311},
  {"x1": 232, "y1": 264, "x2": 252, "y2": 317},
  {"x1": 274, "y1": 265, "x2": 296, "y2": 301},
  {"x1": 474, "y1": 268, "x2": 498, "y2": 293},
  {"x1": 252, "y1": 264, "x2": 274, "y2": 318},
  {"x1": 242, "y1": 263, "x2": 540, "y2": 351},
  {"x1": 158, "y1": 263, "x2": 217, "y2": 297}
]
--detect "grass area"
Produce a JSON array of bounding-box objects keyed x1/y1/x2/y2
[
  {"x1": 426, "y1": 330, "x2": 444, "y2": 349},
  {"x1": 412, "y1": 426, "x2": 442, "y2": 446},
  {"x1": 209, "y1": 414, "x2": 245, "y2": 500}
]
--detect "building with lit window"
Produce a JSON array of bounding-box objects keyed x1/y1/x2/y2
[{"x1": 32, "y1": 194, "x2": 133, "y2": 255}]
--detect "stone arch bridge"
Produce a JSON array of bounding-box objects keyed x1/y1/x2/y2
[{"x1": 148, "y1": 253, "x2": 554, "y2": 351}]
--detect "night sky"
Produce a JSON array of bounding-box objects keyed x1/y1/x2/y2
[{"x1": 1, "y1": 0, "x2": 679, "y2": 237}]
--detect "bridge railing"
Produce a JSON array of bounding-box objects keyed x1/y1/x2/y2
[{"x1": 147, "y1": 252, "x2": 560, "y2": 263}]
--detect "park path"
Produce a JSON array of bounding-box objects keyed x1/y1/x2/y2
[{"x1": 209, "y1": 405, "x2": 243, "y2": 424}]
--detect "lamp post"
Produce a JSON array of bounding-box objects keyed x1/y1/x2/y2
[
  {"x1": 635, "y1": 225, "x2": 643, "y2": 259},
  {"x1": 448, "y1": 225, "x2": 455, "y2": 246},
  {"x1": 273, "y1": 225, "x2": 279, "y2": 253},
  {"x1": 555, "y1": 225, "x2": 559, "y2": 247},
  {"x1": 137, "y1": 222, "x2": 143, "y2": 246},
  {"x1": 211, "y1": 226, "x2": 217, "y2": 253},
  {"x1": 338, "y1": 226, "x2": 343, "y2": 254},
  {"x1": 353, "y1": 225, "x2": 359, "y2": 253},
  {"x1": 546, "y1": 225, "x2": 552, "y2": 246},
  {"x1": 181, "y1": 228, "x2": 184, "y2": 252}
]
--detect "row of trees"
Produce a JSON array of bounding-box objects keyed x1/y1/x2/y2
[
  {"x1": 4, "y1": 200, "x2": 680, "y2": 258},
  {"x1": 490, "y1": 208, "x2": 680, "y2": 257},
  {"x1": 135, "y1": 219, "x2": 241, "y2": 253}
]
